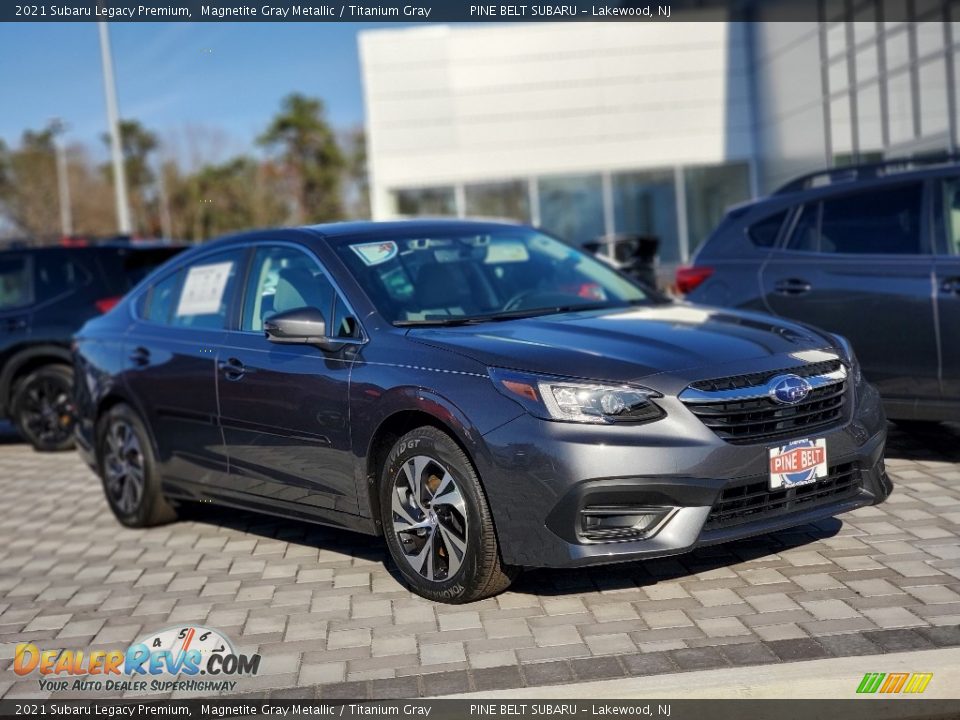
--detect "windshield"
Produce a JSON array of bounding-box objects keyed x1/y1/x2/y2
[{"x1": 335, "y1": 227, "x2": 650, "y2": 325}]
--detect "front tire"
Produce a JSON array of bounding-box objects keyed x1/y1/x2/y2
[
  {"x1": 11, "y1": 364, "x2": 76, "y2": 452},
  {"x1": 97, "y1": 404, "x2": 177, "y2": 527},
  {"x1": 379, "y1": 426, "x2": 516, "y2": 603}
]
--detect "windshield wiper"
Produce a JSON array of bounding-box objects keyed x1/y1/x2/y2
[{"x1": 394, "y1": 301, "x2": 644, "y2": 327}]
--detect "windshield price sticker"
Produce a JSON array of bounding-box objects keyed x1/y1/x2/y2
[{"x1": 351, "y1": 241, "x2": 399, "y2": 266}]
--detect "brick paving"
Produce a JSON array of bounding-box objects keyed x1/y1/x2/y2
[{"x1": 0, "y1": 422, "x2": 958, "y2": 699}]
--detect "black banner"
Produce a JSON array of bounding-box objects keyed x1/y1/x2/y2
[
  {"x1": 0, "y1": 0, "x2": 931, "y2": 23},
  {"x1": 1, "y1": 700, "x2": 959, "y2": 720}
]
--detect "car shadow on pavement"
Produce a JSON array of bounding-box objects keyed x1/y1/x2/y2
[
  {"x1": 885, "y1": 421, "x2": 960, "y2": 462},
  {"x1": 0, "y1": 421, "x2": 23, "y2": 445}
]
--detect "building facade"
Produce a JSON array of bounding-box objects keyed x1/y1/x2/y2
[{"x1": 359, "y1": 2, "x2": 960, "y2": 264}]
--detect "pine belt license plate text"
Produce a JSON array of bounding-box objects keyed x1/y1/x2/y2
[{"x1": 769, "y1": 438, "x2": 828, "y2": 489}]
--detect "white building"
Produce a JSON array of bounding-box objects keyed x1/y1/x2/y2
[{"x1": 359, "y1": 3, "x2": 959, "y2": 264}]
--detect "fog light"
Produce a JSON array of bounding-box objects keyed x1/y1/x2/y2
[{"x1": 580, "y1": 505, "x2": 672, "y2": 542}]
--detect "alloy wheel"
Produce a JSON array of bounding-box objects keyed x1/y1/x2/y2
[
  {"x1": 391, "y1": 455, "x2": 469, "y2": 582},
  {"x1": 20, "y1": 377, "x2": 74, "y2": 447},
  {"x1": 103, "y1": 420, "x2": 145, "y2": 515}
]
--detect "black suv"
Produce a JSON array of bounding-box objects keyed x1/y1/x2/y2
[
  {"x1": 0, "y1": 243, "x2": 183, "y2": 450},
  {"x1": 680, "y1": 157, "x2": 960, "y2": 424}
]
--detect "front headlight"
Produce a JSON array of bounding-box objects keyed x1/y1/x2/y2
[
  {"x1": 829, "y1": 333, "x2": 862, "y2": 384},
  {"x1": 489, "y1": 368, "x2": 664, "y2": 424}
]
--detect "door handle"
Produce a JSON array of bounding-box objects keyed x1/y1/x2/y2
[
  {"x1": 219, "y1": 357, "x2": 247, "y2": 381},
  {"x1": 774, "y1": 278, "x2": 812, "y2": 296},
  {"x1": 940, "y1": 276, "x2": 960, "y2": 295},
  {"x1": 129, "y1": 346, "x2": 151, "y2": 367}
]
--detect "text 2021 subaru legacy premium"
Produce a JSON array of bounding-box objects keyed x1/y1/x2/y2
[{"x1": 73, "y1": 221, "x2": 891, "y2": 603}]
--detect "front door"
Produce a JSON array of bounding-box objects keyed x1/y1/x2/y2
[
  {"x1": 216, "y1": 244, "x2": 360, "y2": 518},
  {"x1": 760, "y1": 181, "x2": 940, "y2": 403}
]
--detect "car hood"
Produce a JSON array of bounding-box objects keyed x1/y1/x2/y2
[{"x1": 406, "y1": 303, "x2": 836, "y2": 385}]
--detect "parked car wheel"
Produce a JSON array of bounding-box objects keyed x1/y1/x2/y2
[
  {"x1": 11, "y1": 364, "x2": 76, "y2": 452},
  {"x1": 380, "y1": 426, "x2": 516, "y2": 603},
  {"x1": 97, "y1": 404, "x2": 177, "y2": 527}
]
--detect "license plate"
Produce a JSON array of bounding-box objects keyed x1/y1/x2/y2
[{"x1": 769, "y1": 438, "x2": 828, "y2": 490}]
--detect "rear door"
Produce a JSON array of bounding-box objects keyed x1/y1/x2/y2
[
  {"x1": 933, "y1": 175, "x2": 960, "y2": 410},
  {"x1": 759, "y1": 181, "x2": 939, "y2": 402},
  {"x1": 216, "y1": 243, "x2": 360, "y2": 516},
  {"x1": 123, "y1": 248, "x2": 247, "y2": 491}
]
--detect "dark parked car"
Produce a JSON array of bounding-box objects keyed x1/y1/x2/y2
[
  {"x1": 0, "y1": 243, "x2": 184, "y2": 450},
  {"x1": 678, "y1": 157, "x2": 960, "y2": 424},
  {"x1": 73, "y1": 221, "x2": 889, "y2": 603}
]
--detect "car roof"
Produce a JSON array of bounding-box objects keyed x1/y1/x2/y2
[{"x1": 305, "y1": 218, "x2": 528, "y2": 240}]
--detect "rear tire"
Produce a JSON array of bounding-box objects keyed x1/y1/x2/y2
[
  {"x1": 379, "y1": 426, "x2": 516, "y2": 603},
  {"x1": 96, "y1": 404, "x2": 177, "y2": 527},
  {"x1": 11, "y1": 364, "x2": 76, "y2": 452}
]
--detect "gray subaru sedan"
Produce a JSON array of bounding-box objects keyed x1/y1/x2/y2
[{"x1": 73, "y1": 220, "x2": 891, "y2": 603}]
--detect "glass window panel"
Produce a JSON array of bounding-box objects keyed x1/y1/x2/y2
[
  {"x1": 748, "y1": 211, "x2": 789, "y2": 248},
  {"x1": 827, "y1": 22, "x2": 848, "y2": 58},
  {"x1": 887, "y1": 70, "x2": 915, "y2": 143},
  {"x1": 683, "y1": 163, "x2": 752, "y2": 255},
  {"x1": 241, "y1": 246, "x2": 336, "y2": 333},
  {"x1": 820, "y1": 183, "x2": 924, "y2": 254},
  {"x1": 171, "y1": 249, "x2": 245, "y2": 331},
  {"x1": 538, "y1": 174, "x2": 605, "y2": 248},
  {"x1": 857, "y1": 82, "x2": 884, "y2": 151},
  {"x1": 884, "y1": 28, "x2": 910, "y2": 70},
  {"x1": 143, "y1": 271, "x2": 182, "y2": 324},
  {"x1": 829, "y1": 57, "x2": 850, "y2": 92},
  {"x1": 786, "y1": 204, "x2": 820, "y2": 252},
  {"x1": 394, "y1": 187, "x2": 456, "y2": 216},
  {"x1": 0, "y1": 255, "x2": 32, "y2": 310},
  {"x1": 831, "y1": 94, "x2": 854, "y2": 156},
  {"x1": 856, "y1": 42, "x2": 879, "y2": 81},
  {"x1": 941, "y1": 176, "x2": 960, "y2": 255},
  {"x1": 464, "y1": 180, "x2": 530, "y2": 222},
  {"x1": 919, "y1": 57, "x2": 950, "y2": 136},
  {"x1": 916, "y1": 21, "x2": 946, "y2": 58},
  {"x1": 611, "y1": 169, "x2": 679, "y2": 263}
]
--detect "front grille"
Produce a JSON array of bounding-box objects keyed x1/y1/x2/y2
[
  {"x1": 688, "y1": 359, "x2": 842, "y2": 393},
  {"x1": 684, "y1": 381, "x2": 846, "y2": 444},
  {"x1": 704, "y1": 462, "x2": 862, "y2": 531}
]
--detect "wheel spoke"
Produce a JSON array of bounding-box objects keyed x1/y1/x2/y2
[
  {"x1": 411, "y1": 529, "x2": 436, "y2": 581},
  {"x1": 432, "y1": 472, "x2": 466, "y2": 517},
  {"x1": 401, "y1": 456, "x2": 429, "y2": 509},
  {"x1": 436, "y1": 523, "x2": 466, "y2": 577}
]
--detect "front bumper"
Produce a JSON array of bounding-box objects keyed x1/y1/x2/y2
[{"x1": 479, "y1": 379, "x2": 890, "y2": 568}]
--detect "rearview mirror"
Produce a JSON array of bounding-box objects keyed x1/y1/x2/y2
[{"x1": 264, "y1": 307, "x2": 344, "y2": 351}]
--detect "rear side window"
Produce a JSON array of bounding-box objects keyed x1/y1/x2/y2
[
  {"x1": 171, "y1": 250, "x2": 246, "y2": 330},
  {"x1": 142, "y1": 271, "x2": 182, "y2": 324},
  {"x1": 0, "y1": 255, "x2": 31, "y2": 310},
  {"x1": 35, "y1": 251, "x2": 91, "y2": 297},
  {"x1": 748, "y1": 211, "x2": 788, "y2": 248},
  {"x1": 785, "y1": 183, "x2": 924, "y2": 255}
]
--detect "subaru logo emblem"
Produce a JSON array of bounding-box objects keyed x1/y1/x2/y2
[{"x1": 768, "y1": 374, "x2": 812, "y2": 405}]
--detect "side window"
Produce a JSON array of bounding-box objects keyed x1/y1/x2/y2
[
  {"x1": 941, "y1": 178, "x2": 960, "y2": 255},
  {"x1": 819, "y1": 183, "x2": 924, "y2": 254},
  {"x1": 748, "y1": 210, "x2": 788, "y2": 248},
  {"x1": 142, "y1": 271, "x2": 182, "y2": 325},
  {"x1": 332, "y1": 296, "x2": 361, "y2": 339},
  {"x1": 170, "y1": 249, "x2": 246, "y2": 330},
  {"x1": 785, "y1": 204, "x2": 820, "y2": 252},
  {"x1": 35, "y1": 251, "x2": 90, "y2": 297},
  {"x1": 241, "y1": 246, "x2": 336, "y2": 333},
  {"x1": 0, "y1": 255, "x2": 31, "y2": 310}
]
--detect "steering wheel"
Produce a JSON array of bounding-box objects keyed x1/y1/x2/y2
[{"x1": 503, "y1": 289, "x2": 544, "y2": 312}]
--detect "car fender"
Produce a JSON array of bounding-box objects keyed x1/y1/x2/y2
[{"x1": 0, "y1": 343, "x2": 73, "y2": 415}]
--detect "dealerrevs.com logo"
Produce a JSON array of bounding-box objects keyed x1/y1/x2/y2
[{"x1": 14, "y1": 625, "x2": 261, "y2": 694}]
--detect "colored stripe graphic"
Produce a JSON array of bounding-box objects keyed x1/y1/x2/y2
[
  {"x1": 903, "y1": 673, "x2": 933, "y2": 694},
  {"x1": 857, "y1": 673, "x2": 885, "y2": 693},
  {"x1": 880, "y1": 672, "x2": 910, "y2": 693},
  {"x1": 856, "y1": 672, "x2": 933, "y2": 694}
]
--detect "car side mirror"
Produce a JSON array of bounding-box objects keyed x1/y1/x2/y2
[{"x1": 264, "y1": 307, "x2": 344, "y2": 352}]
